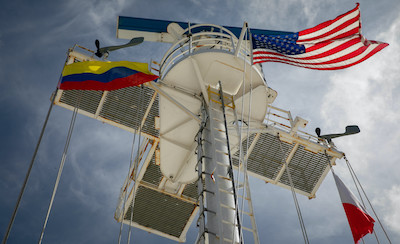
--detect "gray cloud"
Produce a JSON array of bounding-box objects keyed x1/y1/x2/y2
[{"x1": 1, "y1": 0, "x2": 398, "y2": 243}]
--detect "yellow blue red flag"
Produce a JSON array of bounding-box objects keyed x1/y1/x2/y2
[{"x1": 59, "y1": 61, "x2": 158, "y2": 91}]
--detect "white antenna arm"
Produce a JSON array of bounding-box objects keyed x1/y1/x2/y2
[{"x1": 234, "y1": 22, "x2": 248, "y2": 57}]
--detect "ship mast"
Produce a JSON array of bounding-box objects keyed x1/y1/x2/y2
[{"x1": 51, "y1": 18, "x2": 344, "y2": 243}]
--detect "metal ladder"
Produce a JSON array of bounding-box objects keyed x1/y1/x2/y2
[
  {"x1": 196, "y1": 103, "x2": 214, "y2": 244},
  {"x1": 195, "y1": 82, "x2": 259, "y2": 244}
]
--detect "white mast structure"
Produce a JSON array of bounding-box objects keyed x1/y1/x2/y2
[{"x1": 53, "y1": 18, "x2": 344, "y2": 243}]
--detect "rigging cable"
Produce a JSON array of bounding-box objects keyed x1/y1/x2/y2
[
  {"x1": 38, "y1": 91, "x2": 82, "y2": 244},
  {"x1": 343, "y1": 155, "x2": 380, "y2": 244},
  {"x1": 117, "y1": 117, "x2": 140, "y2": 243},
  {"x1": 2, "y1": 49, "x2": 71, "y2": 244},
  {"x1": 1, "y1": 89, "x2": 57, "y2": 244},
  {"x1": 233, "y1": 27, "x2": 249, "y2": 244},
  {"x1": 241, "y1": 30, "x2": 254, "y2": 242},
  {"x1": 277, "y1": 135, "x2": 310, "y2": 244},
  {"x1": 324, "y1": 152, "x2": 390, "y2": 243},
  {"x1": 343, "y1": 155, "x2": 392, "y2": 244},
  {"x1": 126, "y1": 85, "x2": 146, "y2": 244}
]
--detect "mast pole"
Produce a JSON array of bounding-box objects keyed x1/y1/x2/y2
[{"x1": 199, "y1": 87, "x2": 240, "y2": 244}]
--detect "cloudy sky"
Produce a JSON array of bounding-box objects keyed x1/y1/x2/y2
[{"x1": 1, "y1": 0, "x2": 399, "y2": 243}]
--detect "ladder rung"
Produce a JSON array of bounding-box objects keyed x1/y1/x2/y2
[
  {"x1": 216, "y1": 161, "x2": 230, "y2": 167},
  {"x1": 221, "y1": 219, "x2": 241, "y2": 229},
  {"x1": 207, "y1": 89, "x2": 234, "y2": 102},
  {"x1": 236, "y1": 194, "x2": 250, "y2": 201},
  {"x1": 212, "y1": 133, "x2": 227, "y2": 142},
  {"x1": 217, "y1": 175, "x2": 232, "y2": 181},
  {"x1": 219, "y1": 188, "x2": 233, "y2": 195},
  {"x1": 221, "y1": 220, "x2": 256, "y2": 233},
  {"x1": 211, "y1": 127, "x2": 226, "y2": 133},
  {"x1": 210, "y1": 99, "x2": 235, "y2": 110},
  {"x1": 221, "y1": 237, "x2": 240, "y2": 244},
  {"x1": 214, "y1": 128, "x2": 226, "y2": 133},
  {"x1": 241, "y1": 225, "x2": 256, "y2": 233},
  {"x1": 210, "y1": 107, "x2": 222, "y2": 112},
  {"x1": 220, "y1": 204, "x2": 236, "y2": 211},
  {"x1": 212, "y1": 117, "x2": 224, "y2": 123},
  {"x1": 239, "y1": 210, "x2": 253, "y2": 217},
  {"x1": 215, "y1": 149, "x2": 229, "y2": 155},
  {"x1": 210, "y1": 98, "x2": 223, "y2": 105},
  {"x1": 207, "y1": 89, "x2": 220, "y2": 96},
  {"x1": 214, "y1": 137, "x2": 226, "y2": 143}
]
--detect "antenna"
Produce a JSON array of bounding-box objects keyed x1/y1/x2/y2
[
  {"x1": 316, "y1": 125, "x2": 360, "y2": 143},
  {"x1": 94, "y1": 37, "x2": 144, "y2": 58}
]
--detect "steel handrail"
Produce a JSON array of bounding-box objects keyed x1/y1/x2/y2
[{"x1": 159, "y1": 24, "x2": 253, "y2": 79}]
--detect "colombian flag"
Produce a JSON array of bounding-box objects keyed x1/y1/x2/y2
[{"x1": 59, "y1": 61, "x2": 158, "y2": 91}]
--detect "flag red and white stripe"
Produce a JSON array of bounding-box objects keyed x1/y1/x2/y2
[
  {"x1": 333, "y1": 174, "x2": 375, "y2": 243},
  {"x1": 252, "y1": 4, "x2": 388, "y2": 70}
]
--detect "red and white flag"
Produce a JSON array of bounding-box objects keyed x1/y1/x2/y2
[{"x1": 333, "y1": 174, "x2": 375, "y2": 243}]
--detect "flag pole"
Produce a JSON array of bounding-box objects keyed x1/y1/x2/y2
[
  {"x1": 248, "y1": 25, "x2": 254, "y2": 66},
  {"x1": 234, "y1": 22, "x2": 248, "y2": 57}
]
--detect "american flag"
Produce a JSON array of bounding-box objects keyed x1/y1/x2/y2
[{"x1": 252, "y1": 4, "x2": 388, "y2": 70}]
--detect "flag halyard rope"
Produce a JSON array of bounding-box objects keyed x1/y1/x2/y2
[
  {"x1": 343, "y1": 155, "x2": 392, "y2": 244},
  {"x1": 117, "y1": 105, "x2": 140, "y2": 244},
  {"x1": 277, "y1": 135, "x2": 310, "y2": 244},
  {"x1": 126, "y1": 85, "x2": 146, "y2": 244},
  {"x1": 38, "y1": 90, "x2": 82, "y2": 244}
]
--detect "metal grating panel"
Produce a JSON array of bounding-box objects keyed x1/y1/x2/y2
[
  {"x1": 60, "y1": 90, "x2": 103, "y2": 114},
  {"x1": 125, "y1": 186, "x2": 196, "y2": 238},
  {"x1": 278, "y1": 146, "x2": 328, "y2": 194},
  {"x1": 232, "y1": 133, "x2": 256, "y2": 167},
  {"x1": 232, "y1": 131, "x2": 336, "y2": 196},
  {"x1": 99, "y1": 86, "x2": 154, "y2": 131},
  {"x1": 248, "y1": 133, "x2": 294, "y2": 180},
  {"x1": 56, "y1": 85, "x2": 160, "y2": 138},
  {"x1": 141, "y1": 155, "x2": 163, "y2": 186},
  {"x1": 142, "y1": 92, "x2": 159, "y2": 137},
  {"x1": 182, "y1": 181, "x2": 199, "y2": 199}
]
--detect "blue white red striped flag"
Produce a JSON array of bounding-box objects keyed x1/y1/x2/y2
[{"x1": 252, "y1": 4, "x2": 388, "y2": 70}]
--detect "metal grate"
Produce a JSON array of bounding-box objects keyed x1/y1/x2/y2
[
  {"x1": 278, "y1": 146, "x2": 328, "y2": 194},
  {"x1": 141, "y1": 155, "x2": 163, "y2": 186},
  {"x1": 182, "y1": 181, "x2": 199, "y2": 199},
  {"x1": 232, "y1": 132, "x2": 333, "y2": 196},
  {"x1": 125, "y1": 186, "x2": 196, "y2": 238},
  {"x1": 56, "y1": 85, "x2": 160, "y2": 138},
  {"x1": 60, "y1": 90, "x2": 103, "y2": 114},
  {"x1": 99, "y1": 86, "x2": 153, "y2": 131},
  {"x1": 232, "y1": 133, "x2": 256, "y2": 167},
  {"x1": 247, "y1": 133, "x2": 294, "y2": 180},
  {"x1": 142, "y1": 92, "x2": 159, "y2": 137}
]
